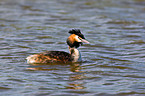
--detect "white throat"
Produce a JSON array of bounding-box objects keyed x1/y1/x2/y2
[{"x1": 69, "y1": 47, "x2": 82, "y2": 62}]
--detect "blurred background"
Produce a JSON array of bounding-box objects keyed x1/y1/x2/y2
[{"x1": 0, "y1": 0, "x2": 145, "y2": 96}]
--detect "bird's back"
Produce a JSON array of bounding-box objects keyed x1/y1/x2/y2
[{"x1": 26, "y1": 51, "x2": 72, "y2": 64}]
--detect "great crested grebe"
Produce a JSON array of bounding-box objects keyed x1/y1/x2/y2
[{"x1": 26, "y1": 29, "x2": 89, "y2": 64}]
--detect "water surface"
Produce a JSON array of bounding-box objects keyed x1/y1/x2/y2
[{"x1": 0, "y1": 0, "x2": 145, "y2": 96}]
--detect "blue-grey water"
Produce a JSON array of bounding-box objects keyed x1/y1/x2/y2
[{"x1": 0, "y1": 0, "x2": 145, "y2": 96}]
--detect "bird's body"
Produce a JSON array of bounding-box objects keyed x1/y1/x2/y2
[
  {"x1": 26, "y1": 51, "x2": 72, "y2": 64},
  {"x1": 26, "y1": 29, "x2": 89, "y2": 64}
]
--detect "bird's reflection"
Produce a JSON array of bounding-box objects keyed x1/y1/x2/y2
[
  {"x1": 27, "y1": 63, "x2": 85, "y2": 90},
  {"x1": 26, "y1": 63, "x2": 59, "y2": 71},
  {"x1": 67, "y1": 74, "x2": 86, "y2": 89},
  {"x1": 70, "y1": 63, "x2": 81, "y2": 72},
  {"x1": 68, "y1": 63, "x2": 86, "y2": 89}
]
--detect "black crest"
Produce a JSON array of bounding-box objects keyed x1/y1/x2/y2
[{"x1": 68, "y1": 29, "x2": 85, "y2": 39}]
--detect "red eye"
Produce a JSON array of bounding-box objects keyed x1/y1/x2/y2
[{"x1": 78, "y1": 37, "x2": 82, "y2": 40}]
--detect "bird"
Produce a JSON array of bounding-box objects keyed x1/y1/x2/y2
[{"x1": 26, "y1": 29, "x2": 89, "y2": 64}]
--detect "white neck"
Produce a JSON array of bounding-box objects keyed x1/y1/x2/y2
[{"x1": 69, "y1": 47, "x2": 82, "y2": 62}]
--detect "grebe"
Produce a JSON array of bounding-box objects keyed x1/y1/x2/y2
[{"x1": 26, "y1": 29, "x2": 89, "y2": 64}]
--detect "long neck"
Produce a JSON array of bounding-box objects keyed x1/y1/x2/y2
[{"x1": 69, "y1": 47, "x2": 82, "y2": 62}]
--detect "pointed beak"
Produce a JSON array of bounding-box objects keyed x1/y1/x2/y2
[{"x1": 80, "y1": 38, "x2": 90, "y2": 44}]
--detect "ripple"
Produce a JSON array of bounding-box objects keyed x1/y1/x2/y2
[
  {"x1": 7, "y1": 78, "x2": 25, "y2": 82},
  {"x1": 36, "y1": 36, "x2": 53, "y2": 39},
  {"x1": 0, "y1": 87, "x2": 11, "y2": 91},
  {"x1": 100, "y1": 56, "x2": 131, "y2": 62},
  {"x1": 123, "y1": 75, "x2": 145, "y2": 78},
  {"x1": 107, "y1": 20, "x2": 139, "y2": 25},
  {"x1": 96, "y1": 91, "x2": 145, "y2": 96},
  {"x1": 126, "y1": 40, "x2": 145, "y2": 45},
  {"x1": 97, "y1": 65, "x2": 134, "y2": 70}
]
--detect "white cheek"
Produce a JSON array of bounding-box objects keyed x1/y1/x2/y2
[{"x1": 75, "y1": 36, "x2": 82, "y2": 42}]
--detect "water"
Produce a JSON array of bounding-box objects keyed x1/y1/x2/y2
[{"x1": 0, "y1": 0, "x2": 145, "y2": 96}]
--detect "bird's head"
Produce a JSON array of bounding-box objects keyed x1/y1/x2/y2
[{"x1": 67, "y1": 29, "x2": 89, "y2": 48}]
